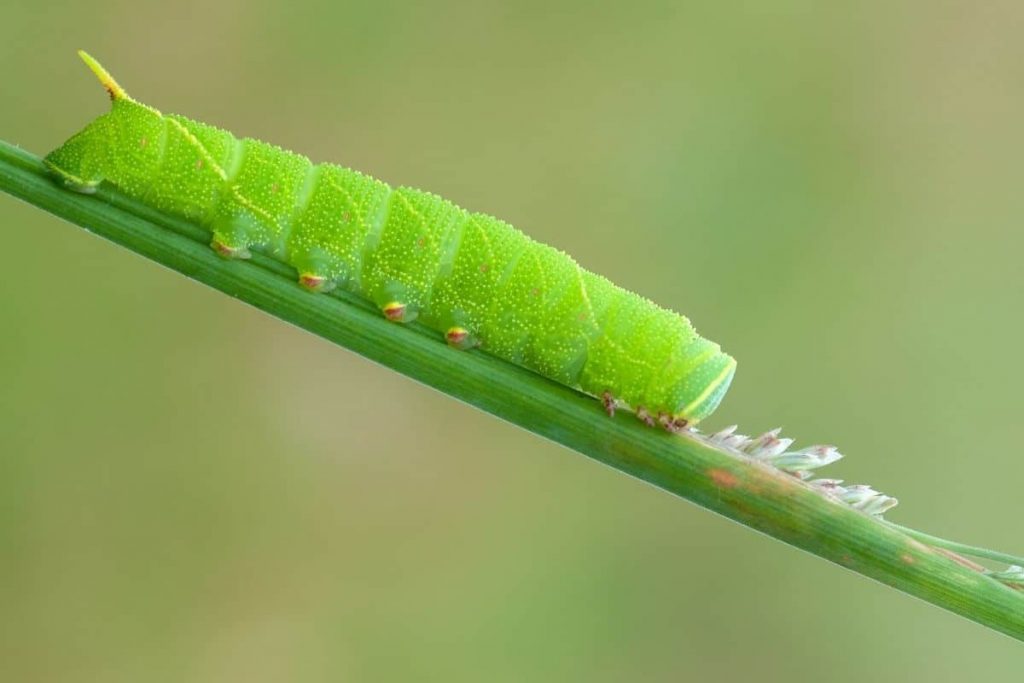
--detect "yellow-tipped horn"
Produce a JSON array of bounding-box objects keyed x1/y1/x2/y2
[{"x1": 78, "y1": 50, "x2": 127, "y2": 101}]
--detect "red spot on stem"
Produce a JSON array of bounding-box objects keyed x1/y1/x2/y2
[{"x1": 708, "y1": 468, "x2": 740, "y2": 490}]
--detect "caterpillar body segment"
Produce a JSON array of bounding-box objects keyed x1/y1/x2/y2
[{"x1": 44, "y1": 52, "x2": 737, "y2": 426}]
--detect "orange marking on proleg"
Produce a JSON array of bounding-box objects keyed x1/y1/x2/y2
[
  {"x1": 139, "y1": 137, "x2": 148, "y2": 148},
  {"x1": 383, "y1": 302, "x2": 407, "y2": 322},
  {"x1": 445, "y1": 326, "x2": 471, "y2": 348},
  {"x1": 271, "y1": 182, "x2": 280, "y2": 193},
  {"x1": 479, "y1": 263, "x2": 490, "y2": 273},
  {"x1": 211, "y1": 240, "x2": 251, "y2": 260},
  {"x1": 416, "y1": 237, "x2": 425, "y2": 248},
  {"x1": 708, "y1": 468, "x2": 740, "y2": 490},
  {"x1": 299, "y1": 273, "x2": 332, "y2": 292},
  {"x1": 341, "y1": 211, "x2": 351, "y2": 223},
  {"x1": 195, "y1": 158, "x2": 204, "y2": 169}
]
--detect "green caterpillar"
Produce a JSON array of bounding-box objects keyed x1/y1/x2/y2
[{"x1": 45, "y1": 51, "x2": 736, "y2": 429}]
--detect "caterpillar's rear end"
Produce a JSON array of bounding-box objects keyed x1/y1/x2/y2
[{"x1": 45, "y1": 51, "x2": 736, "y2": 429}]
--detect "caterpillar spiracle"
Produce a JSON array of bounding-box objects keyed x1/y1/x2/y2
[{"x1": 44, "y1": 52, "x2": 737, "y2": 430}]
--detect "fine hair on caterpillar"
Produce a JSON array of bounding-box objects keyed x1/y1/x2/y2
[{"x1": 45, "y1": 51, "x2": 737, "y2": 429}]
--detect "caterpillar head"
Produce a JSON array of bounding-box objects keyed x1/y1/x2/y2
[
  {"x1": 668, "y1": 342, "x2": 737, "y2": 426},
  {"x1": 44, "y1": 51, "x2": 166, "y2": 195}
]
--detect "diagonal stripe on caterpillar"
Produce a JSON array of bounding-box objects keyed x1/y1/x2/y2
[{"x1": 44, "y1": 51, "x2": 736, "y2": 429}]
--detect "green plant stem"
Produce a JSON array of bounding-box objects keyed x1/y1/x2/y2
[
  {"x1": 2, "y1": 138, "x2": 1022, "y2": 640},
  {"x1": 883, "y1": 522, "x2": 1024, "y2": 568}
]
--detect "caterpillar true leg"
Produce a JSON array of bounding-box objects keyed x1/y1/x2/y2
[
  {"x1": 636, "y1": 406, "x2": 655, "y2": 427},
  {"x1": 602, "y1": 391, "x2": 617, "y2": 417},
  {"x1": 658, "y1": 412, "x2": 689, "y2": 433}
]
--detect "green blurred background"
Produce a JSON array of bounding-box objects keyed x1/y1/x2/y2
[{"x1": 2, "y1": 1, "x2": 1022, "y2": 679}]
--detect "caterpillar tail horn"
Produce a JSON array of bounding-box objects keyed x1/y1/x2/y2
[{"x1": 77, "y1": 50, "x2": 127, "y2": 101}]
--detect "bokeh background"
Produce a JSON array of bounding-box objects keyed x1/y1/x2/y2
[{"x1": 2, "y1": 1, "x2": 1023, "y2": 680}]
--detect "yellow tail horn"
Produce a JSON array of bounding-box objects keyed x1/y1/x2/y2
[{"x1": 78, "y1": 50, "x2": 127, "y2": 101}]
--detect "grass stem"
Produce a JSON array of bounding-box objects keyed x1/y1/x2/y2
[{"x1": 3, "y1": 139, "x2": 1022, "y2": 641}]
